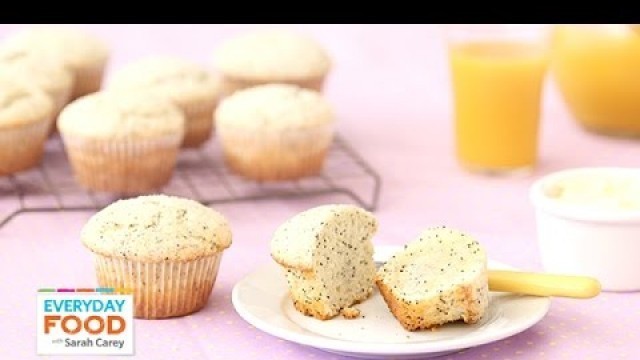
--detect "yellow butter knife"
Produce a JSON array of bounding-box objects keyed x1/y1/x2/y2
[{"x1": 489, "y1": 270, "x2": 601, "y2": 298}]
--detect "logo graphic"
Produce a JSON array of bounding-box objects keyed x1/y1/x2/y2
[{"x1": 37, "y1": 288, "x2": 134, "y2": 355}]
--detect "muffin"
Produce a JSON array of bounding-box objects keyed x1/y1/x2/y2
[
  {"x1": 0, "y1": 77, "x2": 53, "y2": 175},
  {"x1": 109, "y1": 57, "x2": 221, "y2": 148},
  {"x1": 376, "y1": 227, "x2": 489, "y2": 331},
  {"x1": 0, "y1": 47, "x2": 73, "y2": 130},
  {"x1": 215, "y1": 84, "x2": 334, "y2": 181},
  {"x1": 214, "y1": 29, "x2": 331, "y2": 95},
  {"x1": 58, "y1": 91, "x2": 185, "y2": 193},
  {"x1": 1, "y1": 26, "x2": 109, "y2": 99},
  {"x1": 271, "y1": 204, "x2": 378, "y2": 320},
  {"x1": 81, "y1": 195, "x2": 232, "y2": 319}
]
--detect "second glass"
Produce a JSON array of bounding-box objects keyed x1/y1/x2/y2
[{"x1": 447, "y1": 25, "x2": 550, "y2": 174}]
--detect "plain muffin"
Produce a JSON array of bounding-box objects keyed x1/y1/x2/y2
[
  {"x1": 215, "y1": 84, "x2": 334, "y2": 181},
  {"x1": 1, "y1": 26, "x2": 109, "y2": 99},
  {"x1": 214, "y1": 29, "x2": 331, "y2": 95},
  {"x1": 109, "y1": 57, "x2": 221, "y2": 148},
  {"x1": 81, "y1": 195, "x2": 232, "y2": 319},
  {"x1": 0, "y1": 47, "x2": 73, "y2": 129},
  {"x1": 58, "y1": 91, "x2": 185, "y2": 193},
  {"x1": 0, "y1": 77, "x2": 53, "y2": 175}
]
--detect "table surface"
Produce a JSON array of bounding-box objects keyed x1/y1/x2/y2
[{"x1": 1, "y1": 24, "x2": 638, "y2": 360}]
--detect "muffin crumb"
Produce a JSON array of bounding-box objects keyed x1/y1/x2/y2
[{"x1": 341, "y1": 307, "x2": 361, "y2": 319}]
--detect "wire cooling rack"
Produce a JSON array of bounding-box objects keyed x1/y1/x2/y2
[{"x1": 0, "y1": 135, "x2": 381, "y2": 228}]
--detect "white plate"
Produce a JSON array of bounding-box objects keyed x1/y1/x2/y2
[{"x1": 232, "y1": 246, "x2": 551, "y2": 359}]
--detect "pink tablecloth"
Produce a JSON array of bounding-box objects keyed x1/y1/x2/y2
[{"x1": 1, "y1": 24, "x2": 639, "y2": 360}]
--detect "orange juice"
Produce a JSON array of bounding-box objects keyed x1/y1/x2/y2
[
  {"x1": 552, "y1": 25, "x2": 640, "y2": 136},
  {"x1": 450, "y1": 41, "x2": 549, "y2": 171}
]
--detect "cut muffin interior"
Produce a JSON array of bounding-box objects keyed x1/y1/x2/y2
[
  {"x1": 376, "y1": 226, "x2": 489, "y2": 331},
  {"x1": 270, "y1": 204, "x2": 378, "y2": 320}
]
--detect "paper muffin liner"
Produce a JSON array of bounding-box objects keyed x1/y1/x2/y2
[
  {"x1": 93, "y1": 253, "x2": 223, "y2": 319},
  {"x1": 219, "y1": 123, "x2": 334, "y2": 181},
  {"x1": 177, "y1": 99, "x2": 217, "y2": 148},
  {"x1": 70, "y1": 62, "x2": 107, "y2": 100},
  {"x1": 220, "y1": 74, "x2": 326, "y2": 96},
  {"x1": 0, "y1": 119, "x2": 50, "y2": 175},
  {"x1": 60, "y1": 133, "x2": 182, "y2": 194}
]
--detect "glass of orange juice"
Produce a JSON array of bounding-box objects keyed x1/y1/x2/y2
[
  {"x1": 552, "y1": 25, "x2": 640, "y2": 137},
  {"x1": 446, "y1": 25, "x2": 551, "y2": 174}
]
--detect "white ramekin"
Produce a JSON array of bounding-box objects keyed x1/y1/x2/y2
[{"x1": 530, "y1": 167, "x2": 640, "y2": 292}]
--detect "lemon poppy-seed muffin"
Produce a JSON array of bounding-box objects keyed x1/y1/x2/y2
[
  {"x1": 215, "y1": 84, "x2": 335, "y2": 181},
  {"x1": 214, "y1": 29, "x2": 331, "y2": 95},
  {"x1": 81, "y1": 195, "x2": 232, "y2": 319},
  {"x1": 376, "y1": 227, "x2": 489, "y2": 331},
  {"x1": 271, "y1": 204, "x2": 378, "y2": 320},
  {"x1": 58, "y1": 91, "x2": 185, "y2": 193},
  {"x1": 0, "y1": 47, "x2": 73, "y2": 130},
  {"x1": 1, "y1": 26, "x2": 109, "y2": 99},
  {"x1": 0, "y1": 77, "x2": 53, "y2": 175},
  {"x1": 109, "y1": 57, "x2": 221, "y2": 148}
]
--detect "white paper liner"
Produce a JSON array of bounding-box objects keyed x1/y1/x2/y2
[
  {"x1": 0, "y1": 119, "x2": 50, "y2": 175},
  {"x1": 94, "y1": 253, "x2": 223, "y2": 319},
  {"x1": 218, "y1": 123, "x2": 334, "y2": 180},
  {"x1": 60, "y1": 133, "x2": 182, "y2": 193}
]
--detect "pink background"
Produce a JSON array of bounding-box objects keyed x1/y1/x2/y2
[{"x1": 0, "y1": 24, "x2": 639, "y2": 359}]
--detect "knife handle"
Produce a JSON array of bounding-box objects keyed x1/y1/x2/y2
[{"x1": 488, "y1": 270, "x2": 601, "y2": 298}]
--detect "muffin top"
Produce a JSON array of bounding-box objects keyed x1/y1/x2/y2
[
  {"x1": 0, "y1": 77, "x2": 53, "y2": 129},
  {"x1": 215, "y1": 84, "x2": 333, "y2": 131},
  {"x1": 81, "y1": 195, "x2": 232, "y2": 262},
  {"x1": 1, "y1": 27, "x2": 109, "y2": 69},
  {"x1": 108, "y1": 57, "x2": 221, "y2": 108},
  {"x1": 0, "y1": 47, "x2": 73, "y2": 94},
  {"x1": 214, "y1": 30, "x2": 331, "y2": 81},
  {"x1": 58, "y1": 91, "x2": 185, "y2": 139}
]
